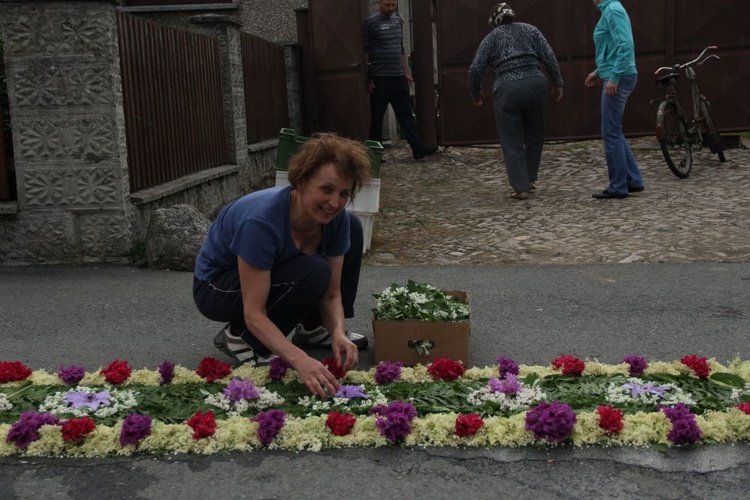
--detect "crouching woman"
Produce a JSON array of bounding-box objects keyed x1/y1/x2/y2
[{"x1": 193, "y1": 133, "x2": 371, "y2": 397}]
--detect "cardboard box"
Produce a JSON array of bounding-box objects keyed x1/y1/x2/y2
[{"x1": 373, "y1": 291, "x2": 470, "y2": 366}]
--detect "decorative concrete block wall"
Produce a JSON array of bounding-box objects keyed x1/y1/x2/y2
[
  {"x1": 0, "y1": 1, "x2": 293, "y2": 265},
  {"x1": 0, "y1": 0, "x2": 133, "y2": 264}
]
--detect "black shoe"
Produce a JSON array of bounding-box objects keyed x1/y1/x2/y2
[
  {"x1": 627, "y1": 185, "x2": 644, "y2": 193},
  {"x1": 380, "y1": 156, "x2": 387, "y2": 164},
  {"x1": 291, "y1": 325, "x2": 369, "y2": 350},
  {"x1": 592, "y1": 190, "x2": 628, "y2": 199},
  {"x1": 413, "y1": 146, "x2": 438, "y2": 160}
]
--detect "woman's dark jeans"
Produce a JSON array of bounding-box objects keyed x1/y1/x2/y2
[{"x1": 193, "y1": 212, "x2": 364, "y2": 356}]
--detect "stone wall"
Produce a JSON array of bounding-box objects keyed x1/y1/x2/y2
[
  {"x1": 0, "y1": 0, "x2": 285, "y2": 265},
  {"x1": 0, "y1": 0, "x2": 133, "y2": 264}
]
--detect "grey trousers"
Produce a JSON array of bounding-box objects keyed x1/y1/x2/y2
[{"x1": 492, "y1": 76, "x2": 548, "y2": 194}]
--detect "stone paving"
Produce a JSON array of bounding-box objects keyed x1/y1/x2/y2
[{"x1": 363, "y1": 136, "x2": 750, "y2": 266}]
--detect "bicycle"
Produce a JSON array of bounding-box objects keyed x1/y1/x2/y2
[{"x1": 652, "y1": 45, "x2": 726, "y2": 178}]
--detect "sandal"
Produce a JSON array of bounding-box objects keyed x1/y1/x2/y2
[{"x1": 509, "y1": 191, "x2": 529, "y2": 200}]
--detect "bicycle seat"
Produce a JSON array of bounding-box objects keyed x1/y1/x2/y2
[{"x1": 656, "y1": 73, "x2": 680, "y2": 88}]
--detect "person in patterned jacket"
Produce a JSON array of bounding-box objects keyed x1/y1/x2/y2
[{"x1": 468, "y1": 3, "x2": 564, "y2": 200}]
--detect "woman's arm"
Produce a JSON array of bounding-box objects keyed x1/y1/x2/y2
[
  {"x1": 238, "y1": 256, "x2": 340, "y2": 397},
  {"x1": 318, "y1": 255, "x2": 358, "y2": 370}
]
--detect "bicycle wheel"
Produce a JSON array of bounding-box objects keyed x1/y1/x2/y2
[
  {"x1": 699, "y1": 98, "x2": 726, "y2": 162},
  {"x1": 657, "y1": 102, "x2": 693, "y2": 178}
]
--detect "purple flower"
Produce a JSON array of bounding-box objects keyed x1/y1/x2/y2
[
  {"x1": 525, "y1": 401, "x2": 577, "y2": 444},
  {"x1": 623, "y1": 355, "x2": 648, "y2": 376},
  {"x1": 119, "y1": 414, "x2": 152, "y2": 447},
  {"x1": 64, "y1": 390, "x2": 111, "y2": 410},
  {"x1": 622, "y1": 382, "x2": 668, "y2": 398},
  {"x1": 253, "y1": 409, "x2": 286, "y2": 445},
  {"x1": 374, "y1": 361, "x2": 403, "y2": 385},
  {"x1": 57, "y1": 364, "x2": 86, "y2": 385},
  {"x1": 488, "y1": 374, "x2": 521, "y2": 395},
  {"x1": 5, "y1": 411, "x2": 61, "y2": 449},
  {"x1": 269, "y1": 358, "x2": 290, "y2": 382},
  {"x1": 158, "y1": 360, "x2": 175, "y2": 386},
  {"x1": 223, "y1": 379, "x2": 259, "y2": 402},
  {"x1": 335, "y1": 385, "x2": 369, "y2": 399},
  {"x1": 496, "y1": 356, "x2": 520, "y2": 378},
  {"x1": 369, "y1": 401, "x2": 417, "y2": 442},
  {"x1": 662, "y1": 403, "x2": 702, "y2": 444}
]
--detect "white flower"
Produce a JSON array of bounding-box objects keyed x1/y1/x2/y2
[
  {"x1": 0, "y1": 393, "x2": 12, "y2": 412},
  {"x1": 467, "y1": 383, "x2": 545, "y2": 412},
  {"x1": 203, "y1": 386, "x2": 285, "y2": 416},
  {"x1": 38, "y1": 386, "x2": 138, "y2": 418},
  {"x1": 605, "y1": 378, "x2": 696, "y2": 406}
]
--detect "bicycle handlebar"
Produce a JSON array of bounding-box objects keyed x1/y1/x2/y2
[{"x1": 654, "y1": 45, "x2": 719, "y2": 75}]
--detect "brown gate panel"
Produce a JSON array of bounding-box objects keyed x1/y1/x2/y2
[
  {"x1": 118, "y1": 12, "x2": 227, "y2": 192},
  {"x1": 437, "y1": 0, "x2": 750, "y2": 145},
  {"x1": 241, "y1": 32, "x2": 290, "y2": 144},
  {"x1": 300, "y1": 0, "x2": 370, "y2": 140}
]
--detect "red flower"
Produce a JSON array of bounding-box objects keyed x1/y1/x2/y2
[
  {"x1": 326, "y1": 412, "x2": 357, "y2": 436},
  {"x1": 322, "y1": 357, "x2": 347, "y2": 379},
  {"x1": 100, "y1": 360, "x2": 132, "y2": 385},
  {"x1": 455, "y1": 413, "x2": 484, "y2": 438},
  {"x1": 196, "y1": 357, "x2": 232, "y2": 383},
  {"x1": 552, "y1": 355, "x2": 586, "y2": 377},
  {"x1": 61, "y1": 417, "x2": 96, "y2": 444},
  {"x1": 596, "y1": 405, "x2": 624, "y2": 435},
  {"x1": 427, "y1": 357, "x2": 466, "y2": 381},
  {"x1": 680, "y1": 355, "x2": 711, "y2": 379},
  {"x1": 186, "y1": 410, "x2": 217, "y2": 440},
  {"x1": 736, "y1": 402, "x2": 750, "y2": 415},
  {"x1": 0, "y1": 361, "x2": 33, "y2": 383}
]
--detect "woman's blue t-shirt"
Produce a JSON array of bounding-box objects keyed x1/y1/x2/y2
[{"x1": 194, "y1": 185, "x2": 351, "y2": 281}]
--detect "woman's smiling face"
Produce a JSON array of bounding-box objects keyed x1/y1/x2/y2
[{"x1": 296, "y1": 162, "x2": 353, "y2": 224}]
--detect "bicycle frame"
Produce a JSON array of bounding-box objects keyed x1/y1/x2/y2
[
  {"x1": 653, "y1": 46, "x2": 719, "y2": 145},
  {"x1": 651, "y1": 46, "x2": 725, "y2": 178}
]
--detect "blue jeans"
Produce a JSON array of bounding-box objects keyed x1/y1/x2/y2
[{"x1": 601, "y1": 74, "x2": 643, "y2": 195}]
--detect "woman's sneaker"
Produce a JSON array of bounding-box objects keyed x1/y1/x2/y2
[
  {"x1": 214, "y1": 324, "x2": 277, "y2": 367},
  {"x1": 291, "y1": 325, "x2": 369, "y2": 350}
]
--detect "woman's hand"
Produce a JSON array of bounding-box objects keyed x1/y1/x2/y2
[
  {"x1": 293, "y1": 355, "x2": 341, "y2": 398},
  {"x1": 604, "y1": 80, "x2": 618, "y2": 96},
  {"x1": 584, "y1": 71, "x2": 600, "y2": 87},
  {"x1": 331, "y1": 333, "x2": 359, "y2": 371}
]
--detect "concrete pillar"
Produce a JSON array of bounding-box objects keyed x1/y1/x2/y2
[{"x1": 0, "y1": 0, "x2": 133, "y2": 263}]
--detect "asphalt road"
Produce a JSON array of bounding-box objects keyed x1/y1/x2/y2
[{"x1": 1, "y1": 263, "x2": 749, "y2": 498}]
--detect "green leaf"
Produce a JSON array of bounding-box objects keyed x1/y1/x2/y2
[{"x1": 709, "y1": 372, "x2": 747, "y2": 389}]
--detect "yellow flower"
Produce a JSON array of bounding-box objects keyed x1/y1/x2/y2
[
  {"x1": 28, "y1": 370, "x2": 64, "y2": 386},
  {"x1": 582, "y1": 362, "x2": 629, "y2": 377},
  {"x1": 405, "y1": 414, "x2": 457, "y2": 447},
  {"x1": 484, "y1": 414, "x2": 534, "y2": 447},
  {"x1": 129, "y1": 369, "x2": 161, "y2": 386},
  {"x1": 615, "y1": 412, "x2": 671, "y2": 446}
]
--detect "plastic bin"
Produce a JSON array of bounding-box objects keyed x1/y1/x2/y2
[{"x1": 275, "y1": 128, "x2": 384, "y2": 178}]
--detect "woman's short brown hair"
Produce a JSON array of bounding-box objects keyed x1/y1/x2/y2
[{"x1": 287, "y1": 133, "x2": 372, "y2": 199}]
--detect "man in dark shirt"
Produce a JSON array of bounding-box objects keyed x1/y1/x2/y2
[{"x1": 363, "y1": 0, "x2": 437, "y2": 160}]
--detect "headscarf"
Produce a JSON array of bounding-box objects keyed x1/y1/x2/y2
[{"x1": 488, "y1": 2, "x2": 516, "y2": 26}]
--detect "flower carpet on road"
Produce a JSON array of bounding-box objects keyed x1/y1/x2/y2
[{"x1": 1, "y1": 355, "x2": 750, "y2": 457}]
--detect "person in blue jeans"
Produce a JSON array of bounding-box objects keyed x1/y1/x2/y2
[
  {"x1": 585, "y1": 0, "x2": 644, "y2": 199},
  {"x1": 193, "y1": 133, "x2": 370, "y2": 397}
]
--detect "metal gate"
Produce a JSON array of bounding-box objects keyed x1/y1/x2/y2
[
  {"x1": 435, "y1": 0, "x2": 750, "y2": 145},
  {"x1": 297, "y1": 0, "x2": 370, "y2": 140}
]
